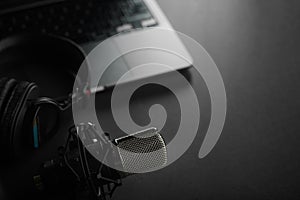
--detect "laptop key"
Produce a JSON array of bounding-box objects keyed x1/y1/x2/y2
[
  {"x1": 126, "y1": 12, "x2": 152, "y2": 23},
  {"x1": 0, "y1": 0, "x2": 158, "y2": 44}
]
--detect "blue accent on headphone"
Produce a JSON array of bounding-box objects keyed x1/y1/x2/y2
[{"x1": 33, "y1": 118, "x2": 39, "y2": 149}]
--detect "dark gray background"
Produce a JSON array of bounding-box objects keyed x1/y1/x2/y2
[
  {"x1": 110, "y1": 0, "x2": 300, "y2": 199},
  {"x1": 1, "y1": 0, "x2": 299, "y2": 200}
]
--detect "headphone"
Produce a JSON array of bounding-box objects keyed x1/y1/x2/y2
[
  {"x1": 0, "y1": 77, "x2": 63, "y2": 158},
  {"x1": 0, "y1": 34, "x2": 89, "y2": 161}
]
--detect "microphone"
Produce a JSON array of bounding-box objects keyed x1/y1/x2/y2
[
  {"x1": 114, "y1": 127, "x2": 167, "y2": 174},
  {"x1": 35, "y1": 124, "x2": 167, "y2": 199}
]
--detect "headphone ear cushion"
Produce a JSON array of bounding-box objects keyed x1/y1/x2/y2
[
  {"x1": 0, "y1": 78, "x2": 17, "y2": 116},
  {"x1": 0, "y1": 80, "x2": 36, "y2": 158}
]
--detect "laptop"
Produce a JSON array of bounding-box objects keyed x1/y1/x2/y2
[{"x1": 0, "y1": 0, "x2": 192, "y2": 90}]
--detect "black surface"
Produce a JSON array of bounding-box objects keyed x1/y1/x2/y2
[
  {"x1": 1, "y1": 0, "x2": 300, "y2": 200},
  {"x1": 110, "y1": 0, "x2": 300, "y2": 200}
]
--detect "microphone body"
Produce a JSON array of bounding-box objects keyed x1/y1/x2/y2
[{"x1": 35, "y1": 124, "x2": 167, "y2": 200}]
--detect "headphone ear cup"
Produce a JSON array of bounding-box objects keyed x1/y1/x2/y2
[
  {"x1": 0, "y1": 79, "x2": 38, "y2": 160},
  {"x1": 0, "y1": 78, "x2": 17, "y2": 116}
]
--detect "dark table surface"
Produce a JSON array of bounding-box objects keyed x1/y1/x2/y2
[
  {"x1": 1, "y1": 0, "x2": 300, "y2": 200},
  {"x1": 111, "y1": 0, "x2": 300, "y2": 199}
]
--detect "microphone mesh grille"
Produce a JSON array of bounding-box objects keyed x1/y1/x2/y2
[{"x1": 115, "y1": 128, "x2": 167, "y2": 173}]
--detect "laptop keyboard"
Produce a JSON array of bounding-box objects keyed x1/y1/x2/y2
[{"x1": 0, "y1": 0, "x2": 158, "y2": 44}]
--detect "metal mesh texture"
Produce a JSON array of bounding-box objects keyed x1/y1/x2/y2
[{"x1": 115, "y1": 128, "x2": 167, "y2": 173}]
